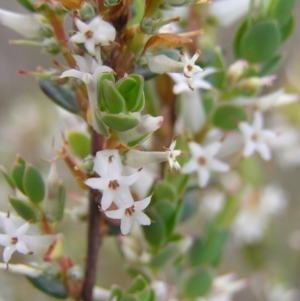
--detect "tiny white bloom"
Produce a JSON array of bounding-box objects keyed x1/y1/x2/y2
[
  {"x1": 182, "y1": 141, "x2": 230, "y2": 188},
  {"x1": 105, "y1": 195, "x2": 152, "y2": 235},
  {"x1": 180, "y1": 49, "x2": 202, "y2": 79},
  {"x1": 85, "y1": 152, "x2": 139, "y2": 210},
  {"x1": 164, "y1": 139, "x2": 182, "y2": 171},
  {"x1": 0, "y1": 214, "x2": 55, "y2": 263},
  {"x1": 70, "y1": 16, "x2": 116, "y2": 55},
  {"x1": 239, "y1": 111, "x2": 276, "y2": 160}
]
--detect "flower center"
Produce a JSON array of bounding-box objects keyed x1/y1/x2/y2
[
  {"x1": 198, "y1": 156, "x2": 206, "y2": 166},
  {"x1": 85, "y1": 30, "x2": 93, "y2": 39},
  {"x1": 251, "y1": 134, "x2": 258, "y2": 142},
  {"x1": 125, "y1": 206, "x2": 135, "y2": 216},
  {"x1": 11, "y1": 237, "x2": 18, "y2": 245},
  {"x1": 187, "y1": 65, "x2": 193, "y2": 71},
  {"x1": 108, "y1": 180, "x2": 119, "y2": 190}
]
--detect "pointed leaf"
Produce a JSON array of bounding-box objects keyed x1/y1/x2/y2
[
  {"x1": 103, "y1": 80, "x2": 126, "y2": 114},
  {"x1": 16, "y1": 0, "x2": 36, "y2": 12},
  {"x1": 67, "y1": 130, "x2": 91, "y2": 159},
  {"x1": 27, "y1": 275, "x2": 68, "y2": 299},
  {"x1": 259, "y1": 54, "x2": 283, "y2": 76},
  {"x1": 9, "y1": 197, "x2": 37, "y2": 222},
  {"x1": 280, "y1": 15, "x2": 295, "y2": 43},
  {"x1": 97, "y1": 72, "x2": 115, "y2": 111},
  {"x1": 268, "y1": 0, "x2": 297, "y2": 26},
  {"x1": 126, "y1": 275, "x2": 149, "y2": 294},
  {"x1": 102, "y1": 114, "x2": 139, "y2": 131},
  {"x1": 39, "y1": 79, "x2": 80, "y2": 114},
  {"x1": 95, "y1": 110, "x2": 110, "y2": 137},
  {"x1": 1, "y1": 166, "x2": 15, "y2": 190},
  {"x1": 12, "y1": 163, "x2": 26, "y2": 194},
  {"x1": 23, "y1": 165, "x2": 45, "y2": 204}
]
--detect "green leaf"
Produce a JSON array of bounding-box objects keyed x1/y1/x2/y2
[
  {"x1": 136, "y1": 289, "x2": 155, "y2": 301},
  {"x1": 103, "y1": 80, "x2": 126, "y2": 114},
  {"x1": 9, "y1": 197, "x2": 36, "y2": 222},
  {"x1": 128, "y1": 0, "x2": 145, "y2": 27},
  {"x1": 150, "y1": 243, "x2": 177, "y2": 267},
  {"x1": 16, "y1": 0, "x2": 36, "y2": 12},
  {"x1": 110, "y1": 285, "x2": 123, "y2": 301},
  {"x1": 126, "y1": 275, "x2": 149, "y2": 294},
  {"x1": 143, "y1": 210, "x2": 166, "y2": 247},
  {"x1": 27, "y1": 275, "x2": 68, "y2": 299},
  {"x1": 67, "y1": 130, "x2": 91, "y2": 159},
  {"x1": 268, "y1": 0, "x2": 297, "y2": 26},
  {"x1": 207, "y1": 48, "x2": 225, "y2": 89},
  {"x1": 239, "y1": 21, "x2": 281, "y2": 63},
  {"x1": 123, "y1": 133, "x2": 149, "y2": 148},
  {"x1": 155, "y1": 200, "x2": 176, "y2": 235},
  {"x1": 23, "y1": 165, "x2": 45, "y2": 204},
  {"x1": 280, "y1": 15, "x2": 295, "y2": 43},
  {"x1": 12, "y1": 163, "x2": 26, "y2": 194},
  {"x1": 102, "y1": 113, "x2": 139, "y2": 131},
  {"x1": 233, "y1": 19, "x2": 248, "y2": 58},
  {"x1": 215, "y1": 195, "x2": 239, "y2": 227},
  {"x1": 183, "y1": 269, "x2": 213, "y2": 298},
  {"x1": 95, "y1": 110, "x2": 110, "y2": 138},
  {"x1": 178, "y1": 193, "x2": 197, "y2": 224},
  {"x1": 39, "y1": 79, "x2": 80, "y2": 114},
  {"x1": 212, "y1": 105, "x2": 247, "y2": 130},
  {"x1": 258, "y1": 54, "x2": 283, "y2": 76},
  {"x1": 1, "y1": 166, "x2": 15, "y2": 190},
  {"x1": 97, "y1": 72, "x2": 116, "y2": 111},
  {"x1": 151, "y1": 181, "x2": 177, "y2": 205}
]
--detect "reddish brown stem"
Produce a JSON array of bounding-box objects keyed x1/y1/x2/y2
[{"x1": 81, "y1": 130, "x2": 104, "y2": 301}]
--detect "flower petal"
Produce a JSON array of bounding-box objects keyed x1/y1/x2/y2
[
  {"x1": 120, "y1": 216, "x2": 133, "y2": 235},
  {"x1": 134, "y1": 212, "x2": 151, "y2": 226},
  {"x1": 197, "y1": 167, "x2": 210, "y2": 188},
  {"x1": 85, "y1": 177, "x2": 108, "y2": 190},
  {"x1": 252, "y1": 111, "x2": 263, "y2": 130},
  {"x1": 256, "y1": 142, "x2": 271, "y2": 160},
  {"x1": 243, "y1": 141, "x2": 256, "y2": 157},
  {"x1": 60, "y1": 69, "x2": 85, "y2": 81},
  {"x1": 188, "y1": 141, "x2": 204, "y2": 158},
  {"x1": 105, "y1": 208, "x2": 124, "y2": 220},
  {"x1": 134, "y1": 196, "x2": 152, "y2": 211},
  {"x1": 101, "y1": 189, "x2": 115, "y2": 210},
  {"x1": 209, "y1": 159, "x2": 230, "y2": 172},
  {"x1": 3, "y1": 246, "x2": 16, "y2": 263},
  {"x1": 181, "y1": 159, "x2": 198, "y2": 174}
]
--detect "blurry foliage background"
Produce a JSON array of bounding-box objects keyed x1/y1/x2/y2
[{"x1": 1, "y1": 1, "x2": 300, "y2": 300}]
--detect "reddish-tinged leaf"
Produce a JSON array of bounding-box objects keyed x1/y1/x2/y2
[{"x1": 142, "y1": 34, "x2": 192, "y2": 55}]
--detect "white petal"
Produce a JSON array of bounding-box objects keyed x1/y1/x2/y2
[
  {"x1": 101, "y1": 190, "x2": 115, "y2": 210},
  {"x1": 73, "y1": 55, "x2": 89, "y2": 72},
  {"x1": 197, "y1": 167, "x2": 210, "y2": 188},
  {"x1": 4, "y1": 218, "x2": 16, "y2": 236},
  {"x1": 252, "y1": 111, "x2": 263, "y2": 130},
  {"x1": 15, "y1": 222, "x2": 30, "y2": 236},
  {"x1": 204, "y1": 142, "x2": 222, "y2": 158},
  {"x1": 134, "y1": 212, "x2": 151, "y2": 226},
  {"x1": 70, "y1": 32, "x2": 86, "y2": 44},
  {"x1": 261, "y1": 129, "x2": 276, "y2": 140},
  {"x1": 188, "y1": 141, "x2": 204, "y2": 158},
  {"x1": 105, "y1": 208, "x2": 125, "y2": 220},
  {"x1": 196, "y1": 67, "x2": 217, "y2": 79},
  {"x1": 93, "y1": 150, "x2": 122, "y2": 177},
  {"x1": 134, "y1": 196, "x2": 152, "y2": 211},
  {"x1": 0, "y1": 234, "x2": 10, "y2": 247},
  {"x1": 116, "y1": 187, "x2": 134, "y2": 206},
  {"x1": 60, "y1": 69, "x2": 84, "y2": 81},
  {"x1": 3, "y1": 246, "x2": 16, "y2": 263},
  {"x1": 24, "y1": 235, "x2": 56, "y2": 257},
  {"x1": 16, "y1": 240, "x2": 29, "y2": 254},
  {"x1": 86, "y1": 177, "x2": 111, "y2": 190},
  {"x1": 243, "y1": 141, "x2": 256, "y2": 157},
  {"x1": 181, "y1": 159, "x2": 198, "y2": 174},
  {"x1": 120, "y1": 216, "x2": 133, "y2": 235},
  {"x1": 118, "y1": 172, "x2": 139, "y2": 187},
  {"x1": 209, "y1": 159, "x2": 230, "y2": 172},
  {"x1": 74, "y1": 18, "x2": 89, "y2": 34},
  {"x1": 192, "y1": 79, "x2": 212, "y2": 90},
  {"x1": 239, "y1": 122, "x2": 253, "y2": 137},
  {"x1": 85, "y1": 39, "x2": 96, "y2": 56},
  {"x1": 256, "y1": 142, "x2": 271, "y2": 161}
]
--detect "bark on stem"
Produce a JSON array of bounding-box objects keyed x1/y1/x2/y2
[{"x1": 81, "y1": 130, "x2": 103, "y2": 301}]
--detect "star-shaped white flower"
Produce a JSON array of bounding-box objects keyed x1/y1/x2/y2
[
  {"x1": 180, "y1": 49, "x2": 202, "y2": 79},
  {"x1": 239, "y1": 111, "x2": 276, "y2": 160},
  {"x1": 168, "y1": 67, "x2": 216, "y2": 93},
  {"x1": 105, "y1": 195, "x2": 152, "y2": 235},
  {"x1": 182, "y1": 141, "x2": 230, "y2": 188},
  {"x1": 60, "y1": 51, "x2": 113, "y2": 85},
  {"x1": 0, "y1": 214, "x2": 56, "y2": 264},
  {"x1": 85, "y1": 153, "x2": 140, "y2": 210},
  {"x1": 70, "y1": 16, "x2": 116, "y2": 55},
  {"x1": 164, "y1": 139, "x2": 182, "y2": 171}
]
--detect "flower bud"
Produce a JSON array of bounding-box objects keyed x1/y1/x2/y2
[
  {"x1": 227, "y1": 60, "x2": 248, "y2": 85},
  {"x1": 148, "y1": 54, "x2": 183, "y2": 74},
  {"x1": 78, "y1": 3, "x2": 96, "y2": 21},
  {"x1": 0, "y1": 8, "x2": 45, "y2": 39},
  {"x1": 239, "y1": 75, "x2": 277, "y2": 94},
  {"x1": 103, "y1": 0, "x2": 121, "y2": 7},
  {"x1": 42, "y1": 37, "x2": 61, "y2": 54},
  {"x1": 76, "y1": 155, "x2": 94, "y2": 173}
]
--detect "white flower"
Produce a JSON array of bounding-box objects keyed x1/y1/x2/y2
[
  {"x1": 0, "y1": 214, "x2": 55, "y2": 263},
  {"x1": 180, "y1": 49, "x2": 202, "y2": 79},
  {"x1": 104, "y1": 195, "x2": 152, "y2": 235},
  {"x1": 168, "y1": 68, "x2": 216, "y2": 93},
  {"x1": 70, "y1": 16, "x2": 116, "y2": 55},
  {"x1": 239, "y1": 111, "x2": 276, "y2": 160},
  {"x1": 0, "y1": 8, "x2": 44, "y2": 39},
  {"x1": 182, "y1": 141, "x2": 230, "y2": 188},
  {"x1": 85, "y1": 151, "x2": 140, "y2": 210},
  {"x1": 164, "y1": 139, "x2": 181, "y2": 171},
  {"x1": 60, "y1": 51, "x2": 114, "y2": 132},
  {"x1": 232, "y1": 185, "x2": 287, "y2": 243}
]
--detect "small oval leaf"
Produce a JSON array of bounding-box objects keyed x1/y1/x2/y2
[
  {"x1": 12, "y1": 163, "x2": 26, "y2": 193},
  {"x1": 9, "y1": 197, "x2": 37, "y2": 222},
  {"x1": 102, "y1": 114, "x2": 139, "y2": 131},
  {"x1": 23, "y1": 165, "x2": 45, "y2": 204},
  {"x1": 67, "y1": 130, "x2": 91, "y2": 159},
  {"x1": 212, "y1": 105, "x2": 247, "y2": 130},
  {"x1": 1, "y1": 166, "x2": 16, "y2": 190}
]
